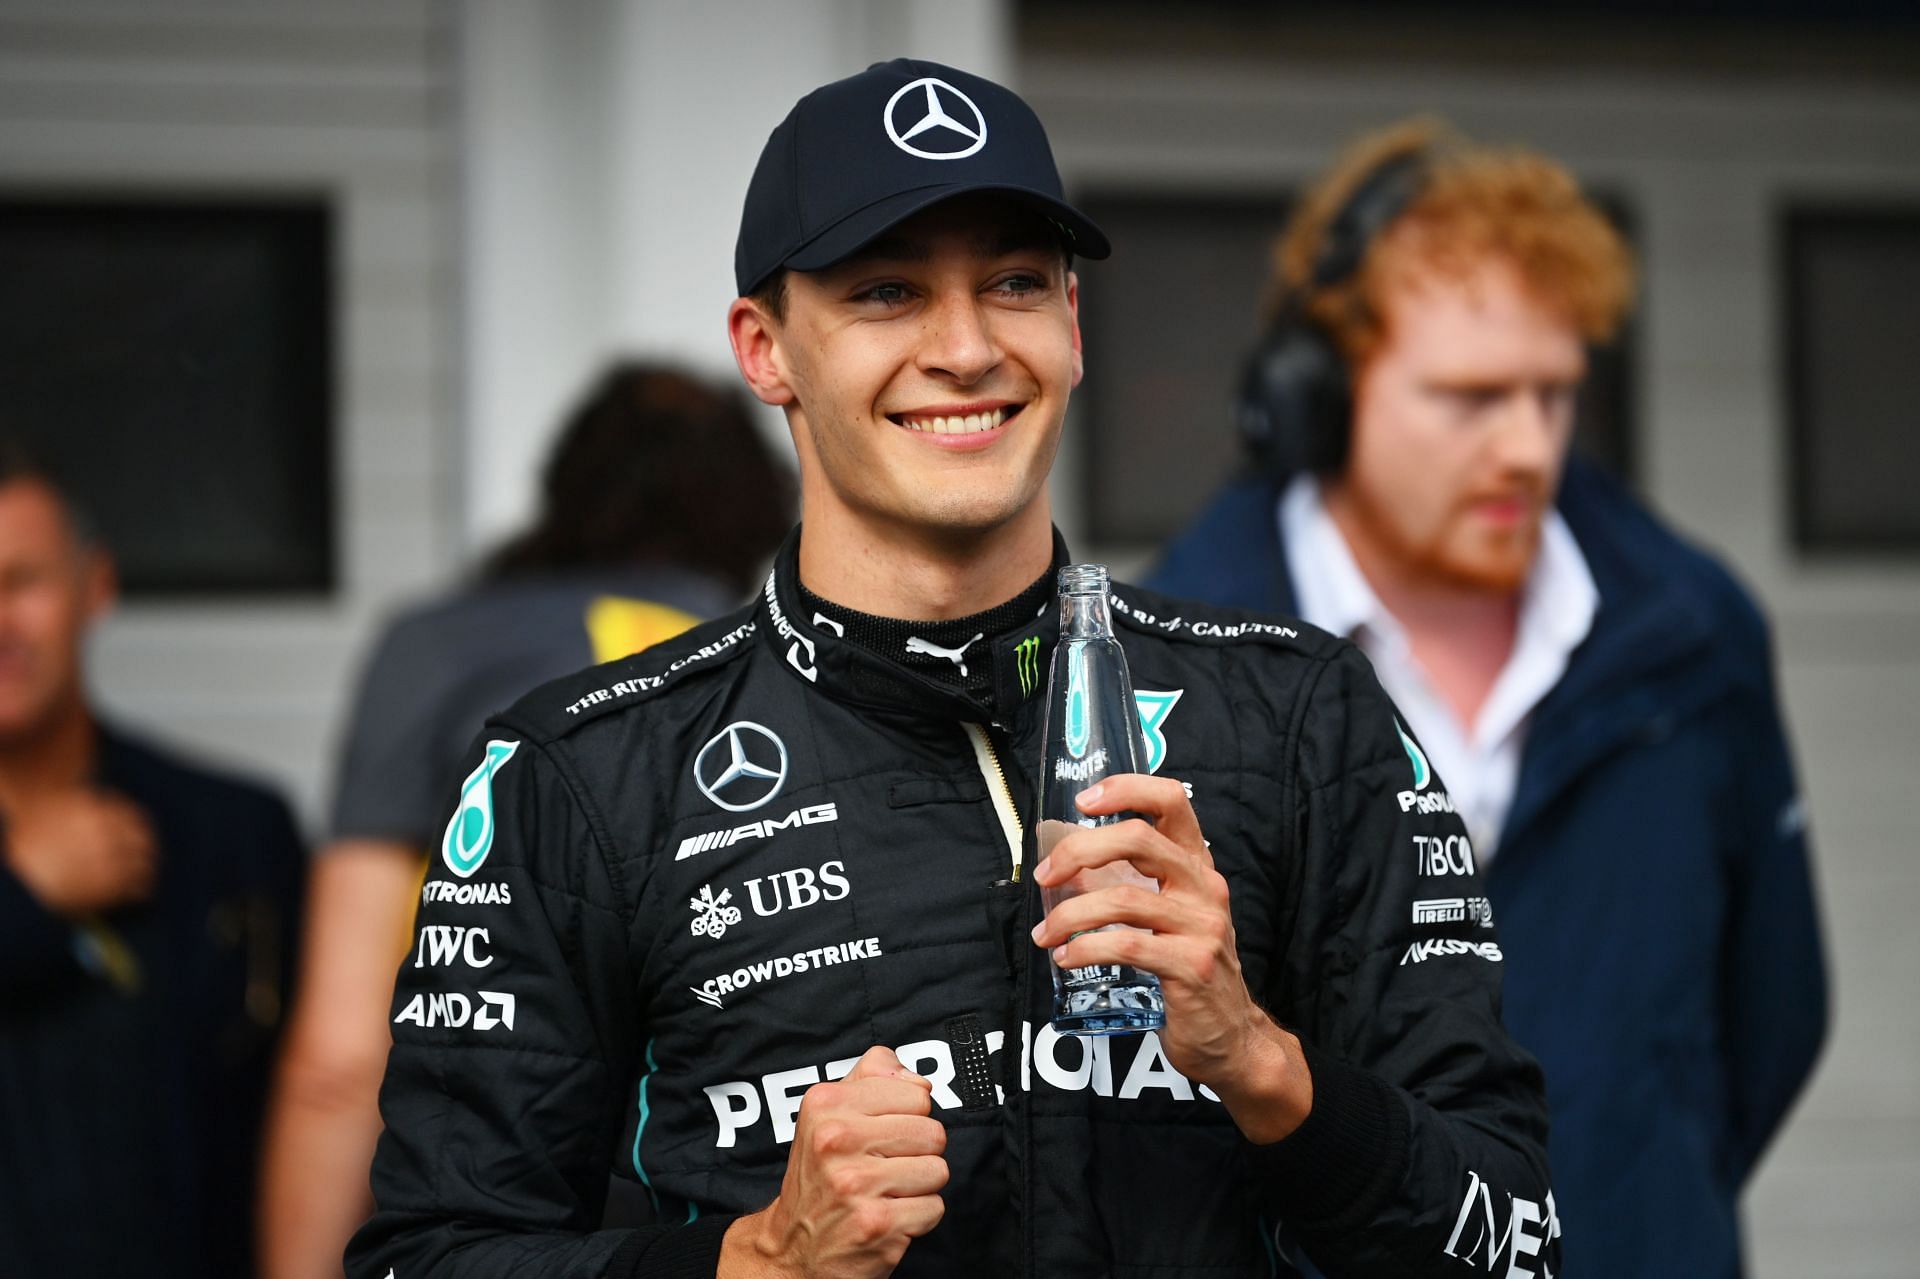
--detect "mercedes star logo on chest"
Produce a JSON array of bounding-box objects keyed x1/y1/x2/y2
[
  {"x1": 694, "y1": 721, "x2": 789, "y2": 812},
  {"x1": 884, "y1": 77, "x2": 987, "y2": 160}
]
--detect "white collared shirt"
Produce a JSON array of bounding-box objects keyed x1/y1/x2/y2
[{"x1": 1279, "y1": 477, "x2": 1597, "y2": 863}]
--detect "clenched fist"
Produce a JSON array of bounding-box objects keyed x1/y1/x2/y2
[
  {"x1": 3, "y1": 788, "x2": 157, "y2": 917},
  {"x1": 722, "y1": 1045, "x2": 949, "y2": 1278}
]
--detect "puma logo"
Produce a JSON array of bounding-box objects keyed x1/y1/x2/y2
[{"x1": 905, "y1": 633, "x2": 984, "y2": 678}]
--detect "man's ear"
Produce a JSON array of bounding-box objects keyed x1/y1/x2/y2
[
  {"x1": 728, "y1": 297, "x2": 796, "y2": 407},
  {"x1": 1066, "y1": 270, "x2": 1084, "y2": 389},
  {"x1": 79, "y1": 545, "x2": 117, "y2": 626}
]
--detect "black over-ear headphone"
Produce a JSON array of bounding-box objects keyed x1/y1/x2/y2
[{"x1": 1234, "y1": 149, "x2": 1432, "y2": 483}]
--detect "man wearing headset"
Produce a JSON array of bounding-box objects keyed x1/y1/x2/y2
[{"x1": 1151, "y1": 120, "x2": 1827, "y2": 1277}]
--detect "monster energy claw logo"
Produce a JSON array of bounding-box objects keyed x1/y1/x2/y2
[
  {"x1": 1015, "y1": 635, "x2": 1041, "y2": 698},
  {"x1": 1396, "y1": 720, "x2": 1432, "y2": 791},
  {"x1": 1064, "y1": 644, "x2": 1091, "y2": 758},
  {"x1": 442, "y1": 739, "x2": 520, "y2": 878}
]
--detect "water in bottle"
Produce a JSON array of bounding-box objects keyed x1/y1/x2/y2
[{"x1": 1036, "y1": 563, "x2": 1165, "y2": 1036}]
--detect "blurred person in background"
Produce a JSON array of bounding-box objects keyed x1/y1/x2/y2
[
  {"x1": 0, "y1": 441, "x2": 305, "y2": 1277},
  {"x1": 258, "y1": 362, "x2": 793, "y2": 1279},
  {"x1": 1149, "y1": 120, "x2": 1827, "y2": 1276}
]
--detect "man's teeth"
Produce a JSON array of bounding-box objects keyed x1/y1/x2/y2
[{"x1": 901, "y1": 407, "x2": 1009, "y2": 434}]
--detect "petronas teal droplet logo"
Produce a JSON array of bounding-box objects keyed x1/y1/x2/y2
[
  {"x1": 1396, "y1": 720, "x2": 1431, "y2": 791},
  {"x1": 1064, "y1": 644, "x2": 1091, "y2": 759},
  {"x1": 442, "y1": 739, "x2": 521, "y2": 878},
  {"x1": 1133, "y1": 688, "x2": 1184, "y2": 774}
]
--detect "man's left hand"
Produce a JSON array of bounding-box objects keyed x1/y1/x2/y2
[{"x1": 1030, "y1": 773, "x2": 1312, "y2": 1144}]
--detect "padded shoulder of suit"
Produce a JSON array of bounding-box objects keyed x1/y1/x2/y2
[{"x1": 492, "y1": 603, "x2": 760, "y2": 743}]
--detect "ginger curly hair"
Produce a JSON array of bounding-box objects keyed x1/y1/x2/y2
[{"x1": 1273, "y1": 118, "x2": 1635, "y2": 366}]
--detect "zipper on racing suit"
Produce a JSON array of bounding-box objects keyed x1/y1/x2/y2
[
  {"x1": 963, "y1": 719, "x2": 1037, "y2": 1275},
  {"x1": 963, "y1": 722, "x2": 1025, "y2": 881}
]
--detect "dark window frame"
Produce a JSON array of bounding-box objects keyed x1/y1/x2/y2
[
  {"x1": 1071, "y1": 185, "x2": 1637, "y2": 548},
  {"x1": 1783, "y1": 203, "x2": 1920, "y2": 555},
  {"x1": 0, "y1": 194, "x2": 335, "y2": 596},
  {"x1": 1072, "y1": 189, "x2": 1289, "y2": 546}
]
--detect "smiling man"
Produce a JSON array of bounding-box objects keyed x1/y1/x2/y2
[
  {"x1": 1151, "y1": 121, "x2": 1827, "y2": 1276},
  {"x1": 352, "y1": 63, "x2": 1561, "y2": 1279}
]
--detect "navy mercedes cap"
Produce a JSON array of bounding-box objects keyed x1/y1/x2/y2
[{"x1": 734, "y1": 58, "x2": 1110, "y2": 296}]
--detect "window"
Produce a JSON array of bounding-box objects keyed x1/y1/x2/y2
[
  {"x1": 1073, "y1": 190, "x2": 1635, "y2": 547},
  {"x1": 0, "y1": 197, "x2": 333, "y2": 593},
  {"x1": 1785, "y1": 206, "x2": 1920, "y2": 551},
  {"x1": 1073, "y1": 194, "x2": 1283, "y2": 545}
]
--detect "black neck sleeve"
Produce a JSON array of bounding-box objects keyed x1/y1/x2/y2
[{"x1": 798, "y1": 570, "x2": 1056, "y2": 713}]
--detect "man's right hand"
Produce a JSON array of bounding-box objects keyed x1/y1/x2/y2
[
  {"x1": 721, "y1": 1045, "x2": 949, "y2": 1278},
  {"x1": 2, "y1": 789, "x2": 157, "y2": 917}
]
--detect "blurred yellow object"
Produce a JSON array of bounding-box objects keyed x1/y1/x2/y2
[
  {"x1": 584, "y1": 596, "x2": 701, "y2": 664},
  {"x1": 75, "y1": 919, "x2": 141, "y2": 995}
]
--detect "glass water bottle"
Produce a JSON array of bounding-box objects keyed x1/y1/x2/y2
[{"x1": 1036, "y1": 563, "x2": 1166, "y2": 1036}]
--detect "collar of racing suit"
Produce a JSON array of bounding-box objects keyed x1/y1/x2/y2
[{"x1": 755, "y1": 524, "x2": 1070, "y2": 733}]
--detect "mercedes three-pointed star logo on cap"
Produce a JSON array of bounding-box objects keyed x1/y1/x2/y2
[
  {"x1": 884, "y1": 76, "x2": 987, "y2": 160},
  {"x1": 693, "y1": 721, "x2": 789, "y2": 812}
]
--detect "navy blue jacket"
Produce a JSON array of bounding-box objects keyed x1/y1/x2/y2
[
  {"x1": 0, "y1": 725, "x2": 306, "y2": 1278},
  {"x1": 1148, "y1": 461, "x2": 1827, "y2": 1278}
]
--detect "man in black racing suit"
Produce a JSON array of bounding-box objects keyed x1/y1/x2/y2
[{"x1": 350, "y1": 58, "x2": 1562, "y2": 1279}]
